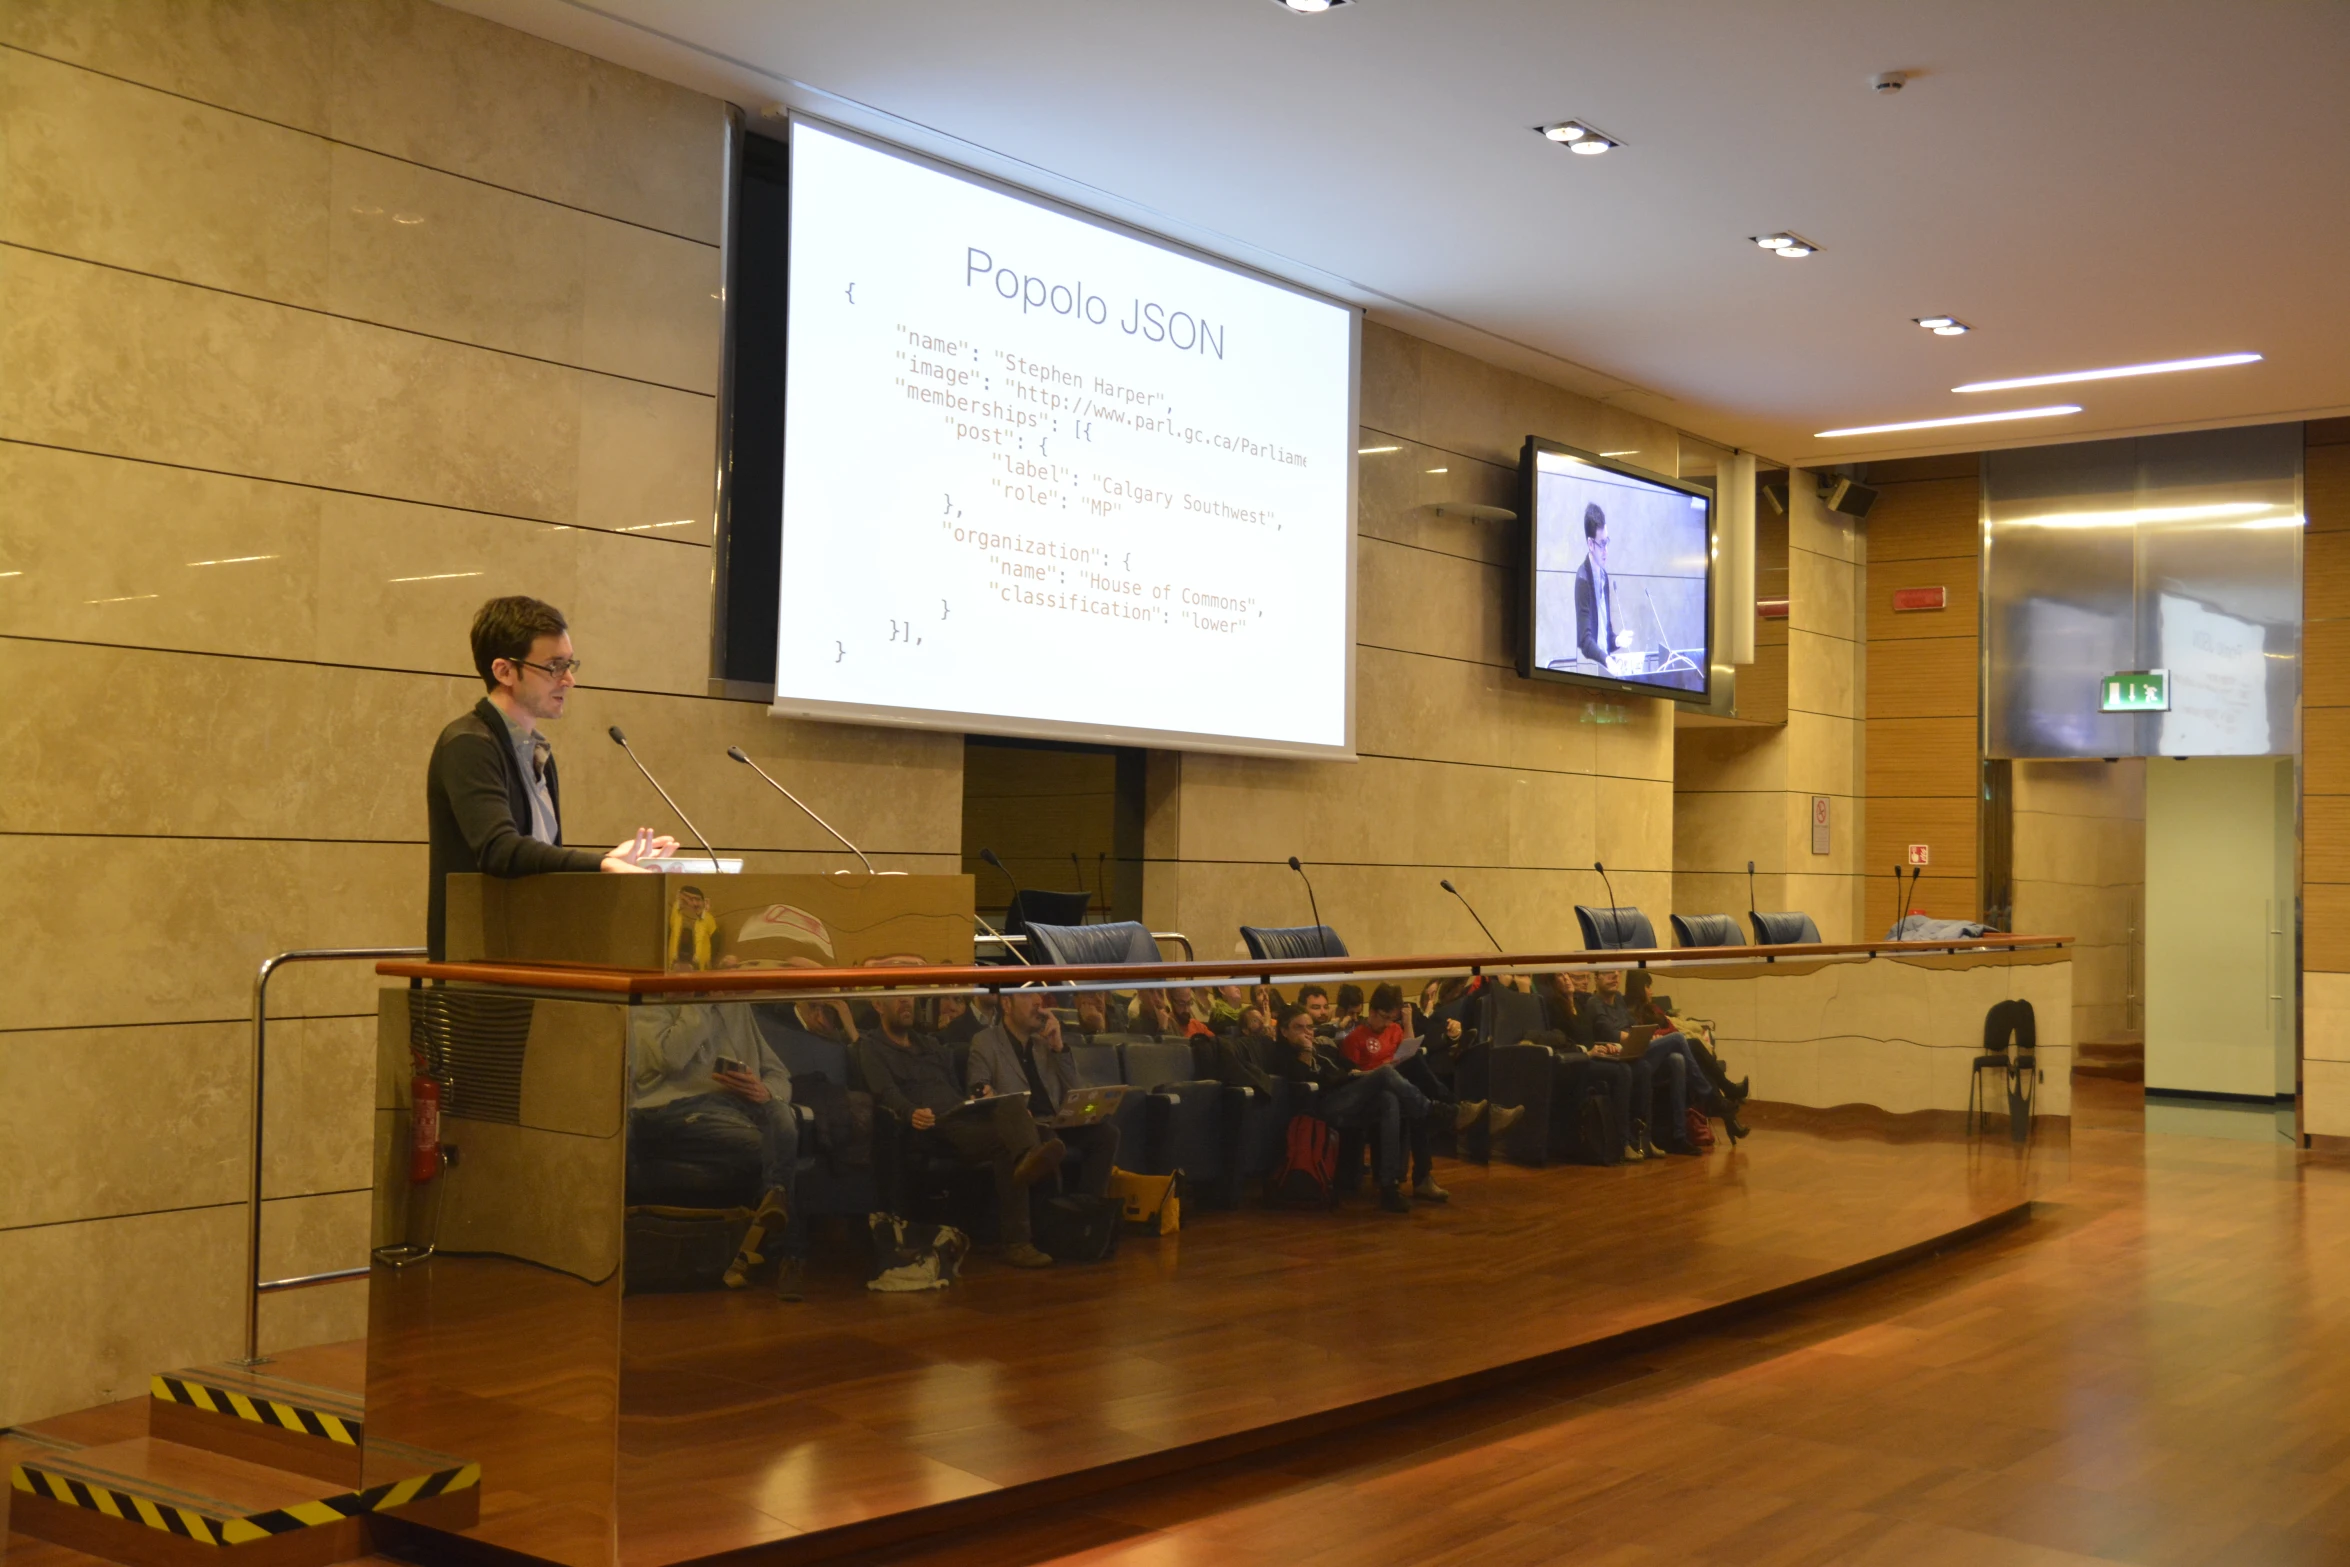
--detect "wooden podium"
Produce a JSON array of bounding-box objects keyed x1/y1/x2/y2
[{"x1": 366, "y1": 872, "x2": 974, "y2": 1567}]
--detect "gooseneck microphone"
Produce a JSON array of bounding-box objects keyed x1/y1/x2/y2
[
  {"x1": 1287, "y1": 856, "x2": 1328, "y2": 958},
  {"x1": 607, "y1": 726, "x2": 718, "y2": 868},
  {"x1": 1593, "y1": 860, "x2": 1624, "y2": 946},
  {"x1": 1746, "y1": 859, "x2": 1758, "y2": 921},
  {"x1": 979, "y1": 846, "x2": 1020, "y2": 901},
  {"x1": 1896, "y1": 863, "x2": 1922, "y2": 935},
  {"x1": 726, "y1": 746, "x2": 875, "y2": 872},
  {"x1": 1440, "y1": 878, "x2": 1504, "y2": 953},
  {"x1": 978, "y1": 848, "x2": 1029, "y2": 963}
]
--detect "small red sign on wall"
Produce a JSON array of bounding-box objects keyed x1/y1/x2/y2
[
  {"x1": 1907, "y1": 843, "x2": 1931, "y2": 866},
  {"x1": 1755, "y1": 597, "x2": 1790, "y2": 620},
  {"x1": 1891, "y1": 586, "x2": 1947, "y2": 612}
]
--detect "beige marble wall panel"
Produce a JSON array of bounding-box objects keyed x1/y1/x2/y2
[
  {"x1": 1354, "y1": 441, "x2": 1515, "y2": 567},
  {"x1": 1789, "y1": 487, "x2": 1866, "y2": 566},
  {"x1": 1672, "y1": 872, "x2": 1774, "y2": 927},
  {"x1": 579, "y1": 214, "x2": 723, "y2": 394},
  {"x1": 0, "y1": 1021, "x2": 246, "y2": 1228},
  {"x1": 4, "y1": 248, "x2": 583, "y2": 521},
  {"x1": 328, "y1": 0, "x2": 724, "y2": 243},
  {"x1": 1592, "y1": 774, "x2": 1673, "y2": 882},
  {"x1": 0, "y1": 0, "x2": 336, "y2": 131},
  {"x1": 1673, "y1": 790, "x2": 1787, "y2": 876},
  {"x1": 1356, "y1": 538, "x2": 1508, "y2": 668},
  {"x1": 0, "y1": 835, "x2": 421, "y2": 1031},
  {"x1": 1173, "y1": 752, "x2": 1596, "y2": 871},
  {"x1": 2305, "y1": 1060, "x2": 2350, "y2": 1139},
  {"x1": 1785, "y1": 711, "x2": 1860, "y2": 799},
  {"x1": 0, "y1": 1203, "x2": 245, "y2": 1426},
  {"x1": 1594, "y1": 700, "x2": 1677, "y2": 783},
  {"x1": 1673, "y1": 725, "x2": 1787, "y2": 796},
  {"x1": 259, "y1": 1188, "x2": 370, "y2": 1281},
  {"x1": 1787, "y1": 626, "x2": 1858, "y2": 718},
  {"x1": 1357, "y1": 322, "x2": 1674, "y2": 472},
  {"x1": 573, "y1": 373, "x2": 715, "y2": 536},
  {"x1": 263, "y1": 1014, "x2": 376, "y2": 1201},
  {"x1": 326, "y1": 140, "x2": 584, "y2": 365},
  {"x1": 1787, "y1": 546, "x2": 1859, "y2": 640},
  {"x1": 257, "y1": 1277, "x2": 367, "y2": 1359},
  {"x1": 2305, "y1": 972, "x2": 2350, "y2": 1064},
  {"x1": 0, "y1": 48, "x2": 330, "y2": 304},
  {"x1": 1356, "y1": 645, "x2": 1596, "y2": 774}
]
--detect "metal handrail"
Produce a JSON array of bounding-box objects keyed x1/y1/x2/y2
[{"x1": 240, "y1": 946, "x2": 424, "y2": 1366}]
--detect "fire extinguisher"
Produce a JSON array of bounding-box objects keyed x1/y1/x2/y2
[{"x1": 410, "y1": 1070, "x2": 443, "y2": 1184}]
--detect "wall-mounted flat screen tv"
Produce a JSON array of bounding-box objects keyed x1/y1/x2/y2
[{"x1": 1518, "y1": 439, "x2": 1713, "y2": 702}]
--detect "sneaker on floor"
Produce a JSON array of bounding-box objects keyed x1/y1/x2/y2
[
  {"x1": 1378, "y1": 1184, "x2": 1412, "y2": 1214},
  {"x1": 1487, "y1": 1104, "x2": 1525, "y2": 1139},
  {"x1": 1412, "y1": 1178, "x2": 1450, "y2": 1203},
  {"x1": 1622, "y1": 1143, "x2": 1646, "y2": 1163},
  {"x1": 1012, "y1": 1138, "x2": 1067, "y2": 1188},
  {"x1": 1453, "y1": 1099, "x2": 1488, "y2": 1133},
  {"x1": 1003, "y1": 1241, "x2": 1055, "y2": 1268}
]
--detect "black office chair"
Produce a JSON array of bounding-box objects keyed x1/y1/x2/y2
[
  {"x1": 1670, "y1": 913, "x2": 1742, "y2": 948},
  {"x1": 998, "y1": 888, "x2": 1093, "y2": 957},
  {"x1": 1025, "y1": 919, "x2": 1160, "y2": 965},
  {"x1": 1238, "y1": 924, "x2": 1349, "y2": 960},
  {"x1": 1574, "y1": 905, "x2": 1657, "y2": 950},
  {"x1": 1969, "y1": 998, "x2": 2038, "y2": 1141},
  {"x1": 1747, "y1": 910, "x2": 1823, "y2": 945}
]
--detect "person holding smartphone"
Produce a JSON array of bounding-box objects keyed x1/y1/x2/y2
[{"x1": 628, "y1": 1003, "x2": 805, "y2": 1297}]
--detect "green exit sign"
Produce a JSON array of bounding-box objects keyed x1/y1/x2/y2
[{"x1": 2101, "y1": 669, "x2": 2170, "y2": 712}]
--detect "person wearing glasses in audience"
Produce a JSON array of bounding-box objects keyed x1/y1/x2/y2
[{"x1": 424, "y1": 596, "x2": 676, "y2": 960}]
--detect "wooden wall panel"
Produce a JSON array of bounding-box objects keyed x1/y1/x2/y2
[
  {"x1": 1865, "y1": 558, "x2": 1977, "y2": 641},
  {"x1": 1866, "y1": 716, "x2": 1979, "y2": 801},
  {"x1": 1865, "y1": 797, "x2": 1980, "y2": 879},
  {"x1": 1866, "y1": 637, "x2": 1980, "y2": 720},
  {"x1": 1863, "y1": 476, "x2": 1979, "y2": 562},
  {"x1": 2309, "y1": 423, "x2": 2350, "y2": 976}
]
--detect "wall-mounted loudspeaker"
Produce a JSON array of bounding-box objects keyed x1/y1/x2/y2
[
  {"x1": 1817, "y1": 474, "x2": 1879, "y2": 519},
  {"x1": 1759, "y1": 477, "x2": 1788, "y2": 515}
]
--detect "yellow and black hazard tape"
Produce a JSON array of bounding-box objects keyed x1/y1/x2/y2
[
  {"x1": 150, "y1": 1373, "x2": 362, "y2": 1447},
  {"x1": 8, "y1": 1456, "x2": 480, "y2": 1546}
]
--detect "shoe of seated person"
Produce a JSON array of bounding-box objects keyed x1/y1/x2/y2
[
  {"x1": 1011, "y1": 1138, "x2": 1067, "y2": 1189},
  {"x1": 1411, "y1": 1177, "x2": 1449, "y2": 1203},
  {"x1": 1622, "y1": 1141, "x2": 1646, "y2": 1162},
  {"x1": 1003, "y1": 1241, "x2": 1055, "y2": 1268},
  {"x1": 1453, "y1": 1099, "x2": 1488, "y2": 1133},
  {"x1": 1488, "y1": 1104, "x2": 1525, "y2": 1139},
  {"x1": 1378, "y1": 1184, "x2": 1412, "y2": 1214}
]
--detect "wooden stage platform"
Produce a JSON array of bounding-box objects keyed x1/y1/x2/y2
[{"x1": 4, "y1": 1119, "x2": 2046, "y2": 1567}]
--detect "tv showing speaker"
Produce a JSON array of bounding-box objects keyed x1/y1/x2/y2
[{"x1": 1518, "y1": 438, "x2": 1714, "y2": 702}]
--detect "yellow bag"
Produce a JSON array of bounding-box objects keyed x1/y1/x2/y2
[{"x1": 1107, "y1": 1168, "x2": 1182, "y2": 1235}]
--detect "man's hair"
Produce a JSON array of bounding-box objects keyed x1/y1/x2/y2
[
  {"x1": 1583, "y1": 502, "x2": 1607, "y2": 540},
  {"x1": 470, "y1": 596, "x2": 568, "y2": 690},
  {"x1": 1296, "y1": 984, "x2": 1328, "y2": 1003},
  {"x1": 1277, "y1": 1003, "x2": 1312, "y2": 1032},
  {"x1": 1369, "y1": 981, "x2": 1404, "y2": 1014},
  {"x1": 1336, "y1": 983, "x2": 1363, "y2": 1009}
]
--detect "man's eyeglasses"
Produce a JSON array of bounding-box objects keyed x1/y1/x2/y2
[{"x1": 514, "y1": 657, "x2": 583, "y2": 680}]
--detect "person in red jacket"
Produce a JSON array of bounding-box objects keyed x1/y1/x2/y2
[{"x1": 1337, "y1": 984, "x2": 1523, "y2": 1200}]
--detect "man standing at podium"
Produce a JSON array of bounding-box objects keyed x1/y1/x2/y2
[{"x1": 425, "y1": 596, "x2": 676, "y2": 959}]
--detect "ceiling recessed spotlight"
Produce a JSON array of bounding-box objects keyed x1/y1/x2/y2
[
  {"x1": 1751, "y1": 232, "x2": 1819, "y2": 257},
  {"x1": 1537, "y1": 120, "x2": 1621, "y2": 154},
  {"x1": 1952, "y1": 352, "x2": 2263, "y2": 394},
  {"x1": 1914, "y1": 315, "x2": 1970, "y2": 335},
  {"x1": 1813, "y1": 405, "x2": 2082, "y2": 439},
  {"x1": 1273, "y1": 0, "x2": 1349, "y2": 11}
]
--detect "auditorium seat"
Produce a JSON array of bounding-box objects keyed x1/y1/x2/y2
[
  {"x1": 1476, "y1": 986, "x2": 1553, "y2": 1166},
  {"x1": 1748, "y1": 910, "x2": 1824, "y2": 944},
  {"x1": 1671, "y1": 912, "x2": 1743, "y2": 948},
  {"x1": 1575, "y1": 905, "x2": 1658, "y2": 950},
  {"x1": 1026, "y1": 919, "x2": 1162, "y2": 965},
  {"x1": 1238, "y1": 924, "x2": 1349, "y2": 960},
  {"x1": 1118, "y1": 1040, "x2": 1223, "y2": 1185}
]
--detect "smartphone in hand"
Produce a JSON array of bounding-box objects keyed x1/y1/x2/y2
[{"x1": 713, "y1": 1055, "x2": 747, "y2": 1077}]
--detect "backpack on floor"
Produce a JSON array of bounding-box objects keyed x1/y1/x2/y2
[
  {"x1": 1563, "y1": 1084, "x2": 1623, "y2": 1167},
  {"x1": 1685, "y1": 1107, "x2": 1717, "y2": 1151},
  {"x1": 1268, "y1": 1114, "x2": 1338, "y2": 1207},
  {"x1": 865, "y1": 1212, "x2": 970, "y2": 1292},
  {"x1": 1108, "y1": 1168, "x2": 1184, "y2": 1234},
  {"x1": 1035, "y1": 1193, "x2": 1125, "y2": 1261}
]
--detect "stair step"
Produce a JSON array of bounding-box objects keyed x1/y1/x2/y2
[
  {"x1": 146, "y1": 1369, "x2": 362, "y2": 1485},
  {"x1": 8, "y1": 1435, "x2": 476, "y2": 1566}
]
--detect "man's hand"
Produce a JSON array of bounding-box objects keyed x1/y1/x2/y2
[
  {"x1": 601, "y1": 827, "x2": 680, "y2": 873},
  {"x1": 1444, "y1": 1018, "x2": 1464, "y2": 1043},
  {"x1": 713, "y1": 1068, "x2": 769, "y2": 1104},
  {"x1": 974, "y1": 1082, "x2": 993, "y2": 1097},
  {"x1": 1038, "y1": 1013, "x2": 1067, "y2": 1053},
  {"x1": 911, "y1": 1107, "x2": 936, "y2": 1130},
  {"x1": 1593, "y1": 1043, "x2": 1622, "y2": 1058},
  {"x1": 1615, "y1": 629, "x2": 1635, "y2": 650}
]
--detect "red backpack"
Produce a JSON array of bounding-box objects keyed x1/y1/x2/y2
[{"x1": 1268, "y1": 1114, "x2": 1338, "y2": 1207}]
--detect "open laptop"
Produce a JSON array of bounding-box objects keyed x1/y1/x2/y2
[
  {"x1": 1041, "y1": 1084, "x2": 1129, "y2": 1128},
  {"x1": 1618, "y1": 1024, "x2": 1661, "y2": 1058}
]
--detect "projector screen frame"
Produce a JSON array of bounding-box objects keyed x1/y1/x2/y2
[
  {"x1": 1515, "y1": 437, "x2": 1717, "y2": 707},
  {"x1": 769, "y1": 113, "x2": 1360, "y2": 763}
]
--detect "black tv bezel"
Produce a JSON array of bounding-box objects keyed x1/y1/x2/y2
[{"x1": 1516, "y1": 436, "x2": 1716, "y2": 706}]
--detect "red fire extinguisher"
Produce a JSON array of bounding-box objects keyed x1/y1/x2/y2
[{"x1": 410, "y1": 1071, "x2": 443, "y2": 1184}]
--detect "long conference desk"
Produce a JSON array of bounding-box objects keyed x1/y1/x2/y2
[{"x1": 359, "y1": 872, "x2": 2068, "y2": 1566}]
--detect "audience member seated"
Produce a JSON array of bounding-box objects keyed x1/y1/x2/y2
[
  {"x1": 854, "y1": 995, "x2": 1064, "y2": 1268},
  {"x1": 793, "y1": 997, "x2": 859, "y2": 1046},
  {"x1": 966, "y1": 994, "x2": 1121, "y2": 1199},
  {"x1": 1559, "y1": 971, "x2": 1745, "y2": 1145},
  {"x1": 1263, "y1": 1004, "x2": 1432, "y2": 1212},
  {"x1": 929, "y1": 991, "x2": 990, "y2": 1045},
  {"x1": 1341, "y1": 983, "x2": 1522, "y2": 1158},
  {"x1": 1537, "y1": 973, "x2": 1668, "y2": 1161},
  {"x1": 1168, "y1": 987, "x2": 1215, "y2": 1040},
  {"x1": 1126, "y1": 987, "x2": 1179, "y2": 1040},
  {"x1": 1206, "y1": 983, "x2": 1250, "y2": 1033},
  {"x1": 628, "y1": 1003, "x2": 805, "y2": 1296},
  {"x1": 1626, "y1": 971, "x2": 1750, "y2": 1114},
  {"x1": 1294, "y1": 984, "x2": 1335, "y2": 1035},
  {"x1": 1330, "y1": 983, "x2": 1366, "y2": 1034},
  {"x1": 1071, "y1": 989, "x2": 1129, "y2": 1041}
]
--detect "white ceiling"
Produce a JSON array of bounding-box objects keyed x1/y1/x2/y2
[{"x1": 452, "y1": 0, "x2": 2350, "y2": 469}]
